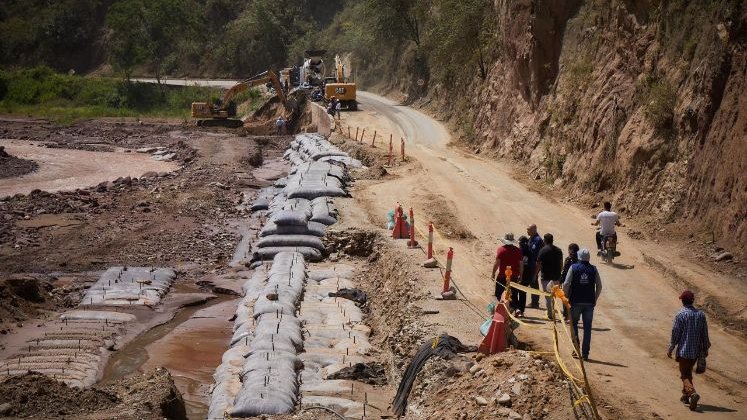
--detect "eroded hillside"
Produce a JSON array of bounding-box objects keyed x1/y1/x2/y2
[{"x1": 462, "y1": 0, "x2": 746, "y2": 256}]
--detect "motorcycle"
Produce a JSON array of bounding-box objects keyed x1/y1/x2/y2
[{"x1": 600, "y1": 234, "x2": 621, "y2": 263}]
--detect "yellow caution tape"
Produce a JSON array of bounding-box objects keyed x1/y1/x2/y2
[
  {"x1": 407, "y1": 217, "x2": 599, "y2": 417},
  {"x1": 508, "y1": 282, "x2": 551, "y2": 297},
  {"x1": 574, "y1": 395, "x2": 591, "y2": 406}
]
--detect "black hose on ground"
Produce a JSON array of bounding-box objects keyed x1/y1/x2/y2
[{"x1": 391, "y1": 334, "x2": 476, "y2": 416}]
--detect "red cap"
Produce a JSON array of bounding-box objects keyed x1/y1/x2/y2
[{"x1": 679, "y1": 290, "x2": 695, "y2": 302}]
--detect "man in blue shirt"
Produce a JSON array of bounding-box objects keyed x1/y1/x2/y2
[
  {"x1": 668, "y1": 290, "x2": 710, "y2": 411},
  {"x1": 526, "y1": 224, "x2": 544, "y2": 309}
]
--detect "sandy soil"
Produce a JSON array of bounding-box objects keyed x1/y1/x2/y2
[
  {"x1": 0, "y1": 139, "x2": 178, "y2": 197},
  {"x1": 338, "y1": 92, "x2": 747, "y2": 418}
]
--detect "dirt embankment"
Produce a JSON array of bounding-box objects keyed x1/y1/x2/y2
[
  {"x1": 0, "y1": 146, "x2": 38, "y2": 179},
  {"x1": 425, "y1": 0, "x2": 747, "y2": 259},
  {"x1": 0, "y1": 368, "x2": 185, "y2": 419}
]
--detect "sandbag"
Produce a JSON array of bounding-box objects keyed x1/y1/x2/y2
[
  {"x1": 257, "y1": 235, "x2": 325, "y2": 252},
  {"x1": 269, "y1": 210, "x2": 309, "y2": 226},
  {"x1": 251, "y1": 198, "x2": 269, "y2": 211},
  {"x1": 260, "y1": 221, "x2": 326, "y2": 237},
  {"x1": 285, "y1": 185, "x2": 347, "y2": 200}
]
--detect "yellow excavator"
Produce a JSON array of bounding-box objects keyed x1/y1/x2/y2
[
  {"x1": 191, "y1": 70, "x2": 287, "y2": 127},
  {"x1": 324, "y1": 55, "x2": 357, "y2": 110}
]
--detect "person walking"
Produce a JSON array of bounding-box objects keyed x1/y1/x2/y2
[
  {"x1": 526, "y1": 224, "x2": 544, "y2": 308},
  {"x1": 513, "y1": 236, "x2": 532, "y2": 317},
  {"x1": 562, "y1": 248, "x2": 602, "y2": 360},
  {"x1": 559, "y1": 243, "x2": 580, "y2": 320},
  {"x1": 492, "y1": 233, "x2": 523, "y2": 307},
  {"x1": 535, "y1": 233, "x2": 564, "y2": 319},
  {"x1": 668, "y1": 290, "x2": 710, "y2": 411}
]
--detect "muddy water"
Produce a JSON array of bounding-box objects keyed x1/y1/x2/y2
[
  {"x1": 102, "y1": 294, "x2": 235, "y2": 419},
  {"x1": 0, "y1": 139, "x2": 178, "y2": 196},
  {"x1": 142, "y1": 298, "x2": 238, "y2": 418}
]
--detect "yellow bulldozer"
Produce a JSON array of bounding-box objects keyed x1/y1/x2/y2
[
  {"x1": 324, "y1": 55, "x2": 357, "y2": 110},
  {"x1": 191, "y1": 70, "x2": 287, "y2": 127}
]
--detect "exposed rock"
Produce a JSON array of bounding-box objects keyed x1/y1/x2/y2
[{"x1": 497, "y1": 393, "x2": 512, "y2": 406}]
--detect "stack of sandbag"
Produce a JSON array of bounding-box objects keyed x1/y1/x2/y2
[
  {"x1": 81, "y1": 267, "x2": 176, "y2": 306},
  {"x1": 283, "y1": 161, "x2": 348, "y2": 200},
  {"x1": 288, "y1": 133, "x2": 364, "y2": 168},
  {"x1": 230, "y1": 252, "x2": 306, "y2": 417},
  {"x1": 253, "y1": 210, "x2": 325, "y2": 262}
]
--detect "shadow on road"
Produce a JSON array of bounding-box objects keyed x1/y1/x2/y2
[
  {"x1": 696, "y1": 404, "x2": 738, "y2": 413},
  {"x1": 585, "y1": 358, "x2": 628, "y2": 368}
]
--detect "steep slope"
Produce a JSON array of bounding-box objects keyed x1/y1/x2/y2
[{"x1": 466, "y1": 0, "x2": 746, "y2": 255}]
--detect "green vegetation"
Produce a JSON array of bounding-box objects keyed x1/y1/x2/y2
[
  {"x1": 0, "y1": 67, "x2": 262, "y2": 123},
  {"x1": 643, "y1": 77, "x2": 677, "y2": 132}
]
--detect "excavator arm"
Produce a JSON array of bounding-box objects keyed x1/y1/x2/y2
[
  {"x1": 221, "y1": 70, "x2": 287, "y2": 108},
  {"x1": 191, "y1": 70, "x2": 287, "y2": 124}
]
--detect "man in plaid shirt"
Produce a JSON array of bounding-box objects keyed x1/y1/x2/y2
[{"x1": 667, "y1": 290, "x2": 710, "y2": 411}]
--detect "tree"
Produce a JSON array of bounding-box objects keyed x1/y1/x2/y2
[
  {"x1": 425, "y1": 0, "x2": 495, "y2": 84},
  {"x1": 106, "y1": 0, "x2": 200, "y2": 84},
  {"x1": 106, "y1": 1, "x2": 147, "y2": 80}
]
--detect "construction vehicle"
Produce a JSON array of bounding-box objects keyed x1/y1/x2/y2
[
  {"x1": 324, "y1": 55, "x2": 357, "y2": 110},
  {"x1": 301, "y1": 50, "x2": 326, "y2": 87},
  {"x1": 191, "y1": 70, "x2": 287, "y2": 128}
]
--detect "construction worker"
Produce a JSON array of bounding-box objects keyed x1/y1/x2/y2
[
  {"x1": 492, "y1": 233, "x2": 523, "y2": 307},
  {"x1": 526, "y1": 224, "x2": 544, "y2": 309},
  {"x1": 562, "y1": 248, "x2": 602, "y2": 360},
  {"x1": 335, "y1": 99, "x2": 342, "y2": 120},
  {"x1": 275, "y1": 116, "x2": 286, "y2": 135},
  {"x1": 668, "y1": 290, "x2": 710, "y2": 411}
]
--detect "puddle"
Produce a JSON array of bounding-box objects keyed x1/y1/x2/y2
[
  {"x1": 15, "y1": 213, "x2": 84, "y2": 229},
  {"x1": 142, "y1": 298, "x2": 239, "y2": 419},
  {"x1": 101, "y1": 296, "x2": 225, "y2": 383}
]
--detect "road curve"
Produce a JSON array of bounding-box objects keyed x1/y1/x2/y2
[{"x1": 349, "y1": 91, "x2": 747, "y2": 419}]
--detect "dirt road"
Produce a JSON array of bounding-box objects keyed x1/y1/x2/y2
[
  {"x1": 0, "y1": 139, "x2": 178, "y2": 197},
  {"x1": 342, "y1": 92, "x2": 746, "y2": 418}
]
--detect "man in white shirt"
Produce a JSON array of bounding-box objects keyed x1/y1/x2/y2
[{"x1": 591, "y1": 201, "x2": 622, "y2": 253}]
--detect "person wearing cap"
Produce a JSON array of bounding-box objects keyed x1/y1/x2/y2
[
  {"x1": 526, "y1": 224, "x2": 544, "y2": 309},
  {"x1": 492, "y1": 233, "x2": 523, "y2": 307},
  {"x1": 562, "y1": 248, "x2": 602, "y2": 360},
  {"x1": 668, "y1": 290, "x2": 710, "y2": 410}
]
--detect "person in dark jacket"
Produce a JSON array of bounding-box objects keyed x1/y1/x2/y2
[
  {"x1": 513, "y1": 236, "x2": 532, "y2": 317},
  {"x1": 559, "y1": 243, "x2": 579, "y2": 320},
  {"x1": 562, "y1": 248, "x2": 603, "y2": 360},
  {"x1": 535, "y1": 233, "x2": 563, "y2": 319},
  {"x1": 526, "y1": 224, "x2": 544, "y2": 308}
]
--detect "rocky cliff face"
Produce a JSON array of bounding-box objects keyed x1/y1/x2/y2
[{"x1": 468, "y1": 0, "x2": 746, "y2": 255}]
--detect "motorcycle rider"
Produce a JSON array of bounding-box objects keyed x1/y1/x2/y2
[{"x1": 591, "y1": 201, "x2": 623, "y2": 255}]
